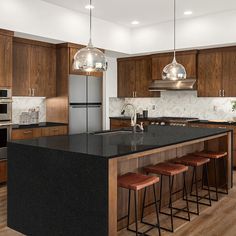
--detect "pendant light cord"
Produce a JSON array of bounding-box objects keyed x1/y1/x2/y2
[
  {"x1": 173, "y1": 0, "x2": 176, "y2": 61},
  {"x1": 89, "y1": 0, "x2": 92, "y2": 46}
]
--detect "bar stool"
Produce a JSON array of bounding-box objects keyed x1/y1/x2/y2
[
  {"x1": 143, "y1": 162, "x2": 190, "y2": 233},
  {"x1": 174, "y1": 155, "x2": 211, "y2": 215},
  {"x1": 194, "y1": 151, "x2": 228, "y2": 201},
  {"x1": 118, "y1": 172, "x2": 161, "y2": 236}
]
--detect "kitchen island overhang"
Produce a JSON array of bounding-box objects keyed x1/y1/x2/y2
[{"x1": 7, "y1": 126, "x2": 233, "y2": 236}]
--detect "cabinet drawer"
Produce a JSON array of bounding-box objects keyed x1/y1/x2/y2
[
  {"x1": 11, "y1": 128, "x2": 42, "y2": 140},
  {"x1": 0, "y1": 159, "x2": 7, "y2": 183},
  {"x1": 110, "y1": 119, "x2": 131, "y2": 130},
  {"x1": 41, "y1": 126, "x2": 68, "y2": 137}
]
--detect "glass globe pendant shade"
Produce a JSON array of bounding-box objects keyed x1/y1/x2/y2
[
  {"x1": 162, "y1": 57, "x2": 187, "y2": 80},
  {"x1": 73, "y1": 42, "x2": 107, "y2": 72}
]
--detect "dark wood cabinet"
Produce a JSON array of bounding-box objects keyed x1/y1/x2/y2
[
  {"x1": 110, "y1": 119, "x2": 131, "y2": 130},
  {"x1": 117, "y1": 57, "x2": 156, "y2": 98},
  {"x1": 13, "y1": 38, "x2": 56, "y2": 97},
  {"x1": 69, "y1": 44, "x2": 103, "y2": 78},
  {"x1": 151, "y1": 50, "x2": 197, "y2": 81},
  {"x1": 198, "y1": 47, "x2": 236, "y2": 97},
  {"x1": 198, "y1": 50, "x2": 222, "y2": 97},
  {"x1": 0, "y1": 29, "x2": 13, "y2": 88}
]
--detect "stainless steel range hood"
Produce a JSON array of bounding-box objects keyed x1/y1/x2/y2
[{"x1": 148, "y1": 78, "x2": 196, "y2": 91}]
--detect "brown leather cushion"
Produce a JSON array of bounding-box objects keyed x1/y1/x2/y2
[
  {"x1": 194, "y1": 151, "x2": 227, "y2": 159},
  {"x1": 118, "y1": 172, "x2": 159, "y2": 191},
  {"x1": 144, "y1": 162, "x2": 188, "y2": 176},
  {"x1": 174, "y1": 155, "x2": 210, "y2": 167}
]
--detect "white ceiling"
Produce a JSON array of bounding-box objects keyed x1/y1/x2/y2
[{"x1": 41, "y1": 0, "x2": 236, "y2": 28}]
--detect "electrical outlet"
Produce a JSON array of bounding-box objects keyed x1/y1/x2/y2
[
  {"x1": 213, "y1": 105, "x2": 217, "y2": 111},
  {"x1": 152, "y1": 105, "x2": 156, "y2": 110}
]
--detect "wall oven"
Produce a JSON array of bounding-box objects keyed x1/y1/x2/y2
[
  {"x1": 0, "y1": 124, "x2": 11, "y2": 160},
  {"x1": 0, "y1": 88, "x2": 11, "y2": 99},
  {"x1": 0, "y1": 99, "x2": 12, "y2": 121}
]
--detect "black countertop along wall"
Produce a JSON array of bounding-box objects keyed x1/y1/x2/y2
[
  {"x1": 9, "y1": 126, "x2": 232, "y2": 159},
  {"x1": 12, "y1": 122, "x2": 68, "y2": 130}
]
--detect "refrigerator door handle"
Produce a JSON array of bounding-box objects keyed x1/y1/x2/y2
[{"x1": 71, "y1": 105, "x2": 87, "y2": 108}]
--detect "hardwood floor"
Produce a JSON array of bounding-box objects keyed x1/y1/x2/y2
[{"x1": 1, "y1": 172, "x2": 236, "y2": 236}]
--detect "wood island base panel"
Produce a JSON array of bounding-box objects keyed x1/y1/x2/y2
[{"x1": 7, "y1": 126, "x2": 233, "y2": 236}]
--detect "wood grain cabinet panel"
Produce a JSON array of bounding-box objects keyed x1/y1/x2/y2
[
  {"x1": 11, "y1": 128, "x2": 42, "y2": 140},
  {"x1": 0, "y1": 31, "x2": 13, "y2": 88},
  {"x1": 41, "y1": 126, "x2": 68, "y2": 137},
  {"x1": 110, "y1": 119, "x2": 131, "y2": 130},
  {"x1": 198, "y1": 51, "x2": 222, "y2": 97},
  {"x1": 118, "y1": 60, "x2": 136, "y2": 97},
  {"x1": 13, "y1": 38, "x2": 56, "y2": 97},
  {"x1": 0, "y1": 160, "x2": 7, "y2": 184},
  {"x1": 222, "y1": 49, "x2": 236, "y2": 97}
]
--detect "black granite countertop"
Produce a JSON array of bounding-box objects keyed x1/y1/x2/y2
[
  {"x1": 9, "y1": 126, "x2": 231, "y2": 159},
  {"x1": 189, "y1": 120, "x2": 236, "y2": 126},
  {"x1": 12, "y1": 122, "x2": 68, "y2": 130}
]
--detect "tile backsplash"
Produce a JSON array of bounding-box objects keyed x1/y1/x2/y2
[
  {"x1": 12, "y1": 97, "x2": 46, "y2": 124},
  {"x1": 109, "y1": 91, "x2": 236, "y2": 120}
]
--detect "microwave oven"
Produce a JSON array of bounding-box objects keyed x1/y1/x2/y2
[{"x1": 0, "y1": 88, "x2": 11, "y2": 99}]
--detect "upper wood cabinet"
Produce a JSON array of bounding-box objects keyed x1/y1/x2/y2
[
  {"x1": 151, "y1": 50, "x2": 197, "y2": 81},
  {"x1": 69, "y1": 44, "x2": 103, "y2": 78},
  {"x1": 117, "y1": 57, "x2": 159, "y2": 98},
  {"x1": 198, "y1": 47, "x2": 236, "y2": 97},
  {"x1": 0, "y1": 29, "x2": 13, "y2": 88},
  {"x1": 13, "y1": 38, "x2": 56, "y2": 97}
]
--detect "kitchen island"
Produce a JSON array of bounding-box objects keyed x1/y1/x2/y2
[{"x1": 7, "y1": 126, "x2": 233, "y2": 236}]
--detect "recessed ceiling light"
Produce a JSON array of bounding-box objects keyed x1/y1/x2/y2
[
  {"x1": 131, "y1": 21, "x2": 140, "y2": 25},
  {"x1": 85, "y1": 4, "x2": 94, "y2": 9},
  {"x1": 184, "y1": 10, "x2": 193, "y2": 15}
]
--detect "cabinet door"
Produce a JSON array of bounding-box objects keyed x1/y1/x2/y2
[
  {"x1": 30, "y1": 45, "x2": 56, "y2": 97},
  {"x1": 13, "y1": 42, "x2": 31, "y2": 96},
  {"x1": 222, "y1": 49, "x2": 236, "y2": 97},
  {"x1": 135, "y1": 58, "x2": 154, "y2": 97},
  {"x1": 110, "y1": 119, "x2": 131, "y2": 130},
  {"x1": 11, "y1": 128, "x2": 42, "y2": 140},
  {"x1": 0, "y1": 34, "x2": 12, "y2": 87},
  {"x1": 152, "y1": 54, "x2": 173, "y2": 81},
  {"x1": 69, "y1": 47, "x2": 103, "y2": 78},
  {"x1": 117, "y1": 60, "x2": 135, "y2": 97},
  {"x1": 198, "y1": 51, "x2": 222, "y2": 97},
  {"x1": 41, "y1": 126, "x2": 68, "y2": 137},
  {"x1": 176, "y1": 51, "x2": 197, "y2": 78}
]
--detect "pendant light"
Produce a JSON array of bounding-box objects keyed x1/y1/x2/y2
[
  {"x1": 162, "y1": 0, "x2": 186, "y2": 81},
  {"x1": 73, "y1": 0, "x2": 107, "y2": 72}
]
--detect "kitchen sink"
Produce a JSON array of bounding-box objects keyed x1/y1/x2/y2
[{"x1": 93, "y1": 130, "x2": 133, "y2": 135}]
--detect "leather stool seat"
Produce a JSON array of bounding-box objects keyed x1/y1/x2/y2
[
  {"x1": 144, "y1": 162, "x2": 188, "y2": 176},
  {"x1": 194, "y1": 151, "x2": 227, "y2": 159},
  {"x1": 174, "y1": 155, "x2": 210, "y2": 167}
]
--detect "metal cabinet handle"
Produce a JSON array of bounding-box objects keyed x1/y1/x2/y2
[
  {"x1": 132, "y1": 91, "x2": 134, "y2": 97},
  {"x1": 222, "y1": 90, "x2": 225, "y2": 97},
  {"x1": 32, "y1": 88, "x2": 35, "y2": 97},
  {"x1": 23, "y1": 130, "x2": 33, "y2": 134},
  {"x1": 29, "y1": 88, "x2": 31, "y2": 96},
  {"x1": 219, "y1": 126, "x2": 226, "y2": 129},
  {"x1": 52, "y1": 128, "x2": 59, "y2": 131},
  {"x1": 135, "y1": 91, "x2": 137, "y2": 97},
  {"x1": 219, "y1": 90, "x2": 221, "y2": 97},
  {"x1": 191, "y1": 125, "x2": 199, "y2": 128}
]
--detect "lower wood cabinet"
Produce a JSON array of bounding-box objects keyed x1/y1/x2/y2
[
  {"x1": 11, "y1": 126, "x2": 68, "y2": 140},
  {"x1": 110, "y1": 119, "x2": 131, "y2": 130},
  {"x1": 0, "y1": 160, "x2": 7, "y2": 184}
]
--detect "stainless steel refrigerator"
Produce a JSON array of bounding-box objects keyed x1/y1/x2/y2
[{"x1": 69, "y1": 75, "x2": 102, "y2": 134}]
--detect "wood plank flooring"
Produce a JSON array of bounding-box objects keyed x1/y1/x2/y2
[{"x1": 1, "y1": 172, "x2": 236, "y2": 236}]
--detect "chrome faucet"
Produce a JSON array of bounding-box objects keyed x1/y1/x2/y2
[{"x1": 121, "y1": 103, "x2": 144, "y2": 132}]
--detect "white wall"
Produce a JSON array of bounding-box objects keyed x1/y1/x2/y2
[
  {"x1": 0, "y1": 0, "x2": 131, "y2": 53},
  {"x1": 103, "y1": 57, "x2": 117, "y2": 129},
  {"x1": 131, "y1": 10, "x2": 236, "y2": 54}
]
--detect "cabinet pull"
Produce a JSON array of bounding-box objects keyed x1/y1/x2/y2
[
  {"x1": 222, "y1": 90, "x2": 225, "y2": 97},
  {"x1": 52, "y1": 128, "x2": 59, "y2": 131},
  {"x1": 32, "y1": 88, "x2": 35, "y2": 97},
  {"x1": 132, "y1": 91, "x2": 134, "y2": 98},
  {"x1": 219, "y1": 126, "x2": 226, "y2": 129},
  {"x1": 29, "y1": 88, "x2": 31, "y2": 96},
  {"x1": 191, "y1": 125, "x2": 199, "y2": 128},
  {"x1": 135, "y1": 91, "x2": 137, "y2": 97},
  {"x1": 23, "y1": 130, "x2": 33, "y2": 134},
  {"x1": 219, "y1": 90, "x2": 221, "y2": 97}
]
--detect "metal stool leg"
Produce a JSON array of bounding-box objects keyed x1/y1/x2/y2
[
  {"x1": 134, "y1": 191, "x2": 138, "y2": 236},
  {"x1": 127, "y1": 189, "x2": 131, "y2": 231},
  {"x1": 169, "y1": 175, "x2": 174, "y2": 232},
  {"x1": 205, "y1": 163, "x2": 212, "y2": 206},
  {"x1": 223, "y1": 157, "x2": 228, "y2": 194},
  {"x1": 183, "y1": 172, "x2": 190, "y2": 221},
  {"x1": 159, "y1": 175, "x2": 163, "y2": 212},
  {"x1": 214, "y1": 159, "x2": 219, "y2": 201},
  {"x1": 153, "y1": 184, "x2": 161, "y2": 236},
  {"x1": 141, "y1": 187, "x2": 147, "y2": 223},
  {"x1": 195, "y1": 167, "x2": 200, "y2": 215}
]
